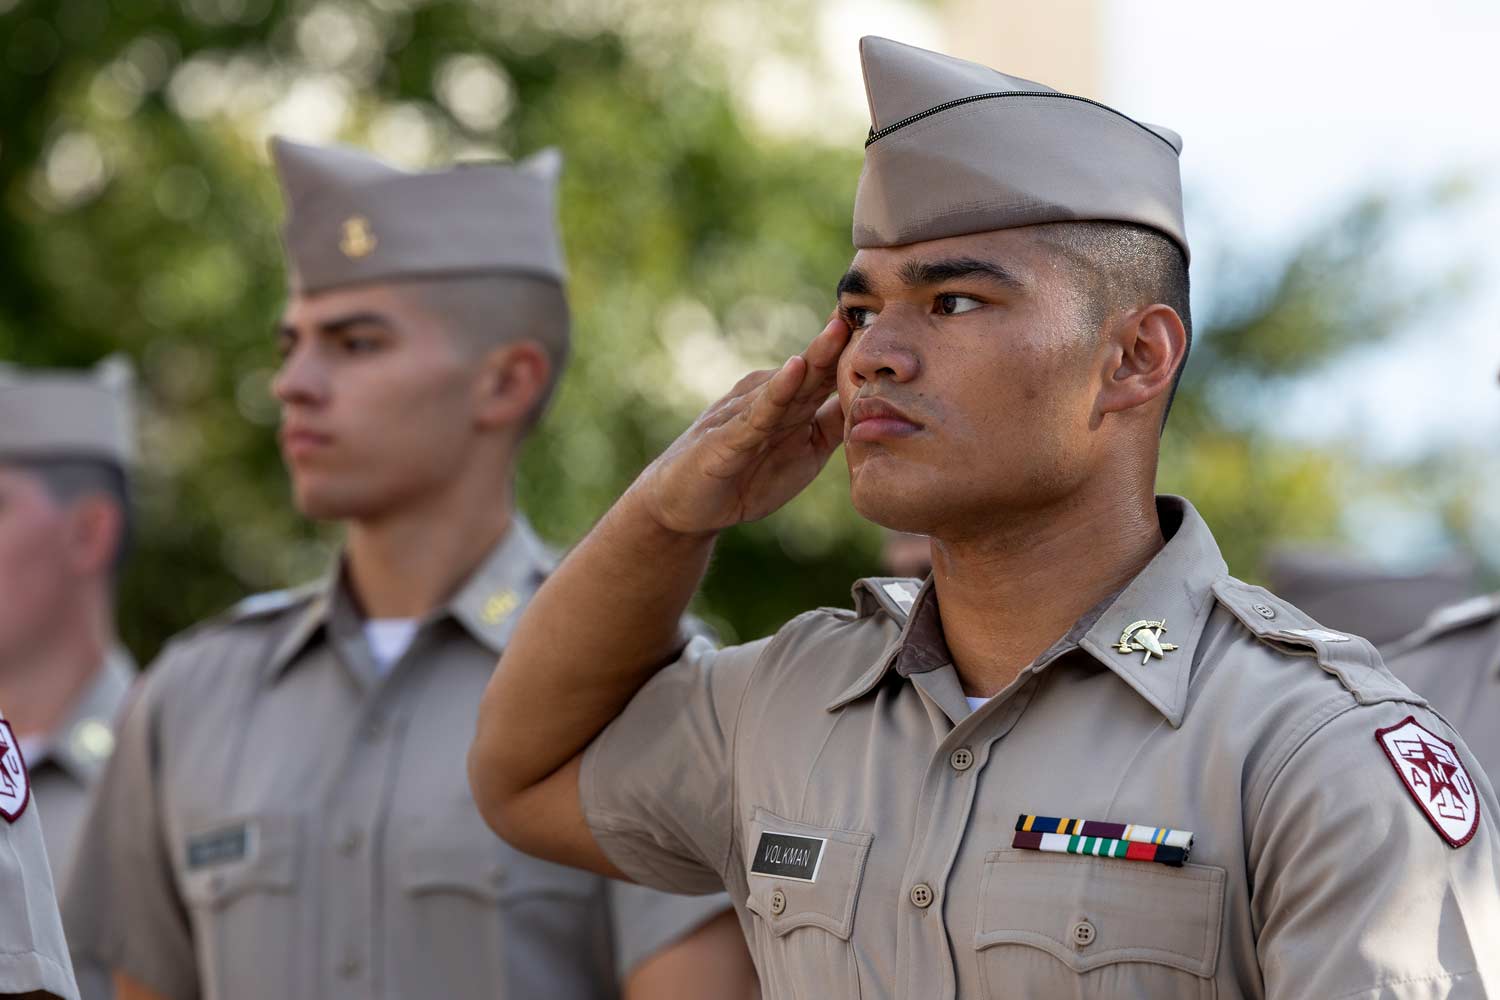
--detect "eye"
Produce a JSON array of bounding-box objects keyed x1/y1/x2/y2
[
  {"x1": 841, "y1": 305, "x2": 878, "y2": 331},
  {"x1": 935, "y1": 294, "x2": 983, "y2": 316},
  {"x1": 340, "y1": 334, "x2": 383, "y2": 355},
  {"x1": 275, "y1": 330, "x2": 297, "y2": 360}
]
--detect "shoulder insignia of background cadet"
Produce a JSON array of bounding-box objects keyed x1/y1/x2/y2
[
  {"x1": 851, "y1": 577, "x2": 923, "y2": 623},
  {"x1": 0, "y1": 718, "x2": 32, "y2": 822},
  {"x1": 1212, "y1": 578, "x2": 1414, "y2": 706},
  {"x1": 1385, "y1": 592, "x2": 1500, "y2": 659}
]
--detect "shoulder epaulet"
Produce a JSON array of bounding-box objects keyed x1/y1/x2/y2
[
  {"x1": 210, "y1": 581, "x2": 323, "y2": 629},
  {"x1": 851, "y1": 577, "x2": 924, "y2": 623},
  {"x1": 1212, "y1": 576, "x2": 1413, "y2": 706},
  {"x1": 1385, "y1": 592, "x2": 1500, "y2": 659}
]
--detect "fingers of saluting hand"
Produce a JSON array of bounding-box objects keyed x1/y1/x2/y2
[{"x1": 740, "y1": 314, "x2": 850, "y2": 434}]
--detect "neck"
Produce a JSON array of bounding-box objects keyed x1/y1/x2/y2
[
  {"x1": 930, "y1": 481, "x2": 1164, "y2": 698},
  {"x1": 0, "y1": 604, "x2": 112, "y2": 741},
  {"x1": 344, "y1": 474, "x2": 515, "y2": 620}
]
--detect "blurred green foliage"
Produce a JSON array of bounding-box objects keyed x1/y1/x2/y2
[{"x1": 0, "y1": 0, "x2": 1467, "y2": 660}]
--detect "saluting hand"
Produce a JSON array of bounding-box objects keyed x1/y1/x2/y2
[{"x1": 636, "y1": 313, "x2": 851, "y2": 535}]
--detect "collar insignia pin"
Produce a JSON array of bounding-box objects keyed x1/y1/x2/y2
[
  {"x1": 1115, "y1": 619, "x2": 1179, "y2": 665},
  {"x1": 339, "y1": 215, "x2": 377, "y2": 259},
  {"x1": 481, "y1": 590, "x2": 519, "y2": 626}
]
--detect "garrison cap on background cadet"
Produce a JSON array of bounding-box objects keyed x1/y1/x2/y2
[
  {"x1": 571, "y1": 37, "x2": 1500, "y2": 999},
  {"x1": 1267, "y1": 549, "x2": 1477, "y2": 649},
  {"x1": 270, "y1": 136, "x2": 567, "y2": 293},
  {"x1": 61, "y1": 138, "x2": 738, "y2": 1000},
  {"x1": 0, "y1": 356, "x2": 135, "y2": 468}
]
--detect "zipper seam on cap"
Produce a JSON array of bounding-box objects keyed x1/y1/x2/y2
[{"x1": 864, "y1": 91, "x2": 1178, "y2": 152}]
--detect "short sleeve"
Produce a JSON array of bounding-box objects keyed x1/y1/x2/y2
[
  {"x1": 1251, "y1": 701, "x2": 1500, "y2": 999},
  {"x1": 605, "y1": 880, "x2": 735, "y2": 982},
  {"x1": 580, "y1": 635, "x2": 769, "y2": 894},
  {"x1": 0, "y1": 771, "x2": 80, "y2": 999},
  {"x1": 61, "y1": 659, "x2": 200, "y2": 1000}
]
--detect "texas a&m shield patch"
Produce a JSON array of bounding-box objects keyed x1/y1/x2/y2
[
  {"x1": 0, "y1": 720, "x2": 31, "y2": 822},
  {"x1": 1376, "y1": 716, "x2": 1479, "y2": 847}
]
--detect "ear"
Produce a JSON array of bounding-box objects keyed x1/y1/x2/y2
[
  {"x1": 473, "y1": 341, "x2": 552, "y2": 430},
  {"x1": 62, "y1": 494, "x2": 123, "y2": 578},
  {"x1": 1096, "y1": 304, "x2": 1187, "y2": 418}
]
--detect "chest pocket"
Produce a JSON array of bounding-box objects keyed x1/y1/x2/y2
[
  {"x1": 179, "y1": 812, "x2": 302, "y2": 997},
  {"x1": 743, "y1": 808, "x2": 872, "y2": 1000},
  {"x1": 976, "y1": 849, "x2": 1225, "y2": 1000},
  {"x1": 392, "y1": 809, "x2": 602, "y2": 999}
]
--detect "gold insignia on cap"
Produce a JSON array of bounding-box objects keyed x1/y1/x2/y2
[
  {"x1": 1115, "y1": 619, "x2": 1179, "y2": 666},
  {"x1": 339, "y1": 215, "x2": 377, "y2": 259},
  {"x1": 481, "y1": 590, "x2": 519, "y2": 626},
  {"x1": 69, "y1": 719, "x2": 116, "y2": 763}
]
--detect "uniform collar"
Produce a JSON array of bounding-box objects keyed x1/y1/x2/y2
[
  {"x1": 828, "y1": 496, "x2": 1228, "y2": 727},
  {"x1": 263, "y1": 516, "x2": 554, "y2": 681},
  {"x1": 36, "y1": 647, "x2": 134, "y2": 782}
]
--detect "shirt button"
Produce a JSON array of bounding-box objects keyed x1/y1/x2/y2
[
  {"x1": 1071, "y1": 919, "x2": 1097, "y2": 948},
  {"x1": 339, "y1": 957, "x2": 362, "y2": 978},
  {"x1": 363, "y1": 716, "x2": 386, "y2": 741},
  {"x1": 909, "y1": 883, "x2": 935, "y2": 908},
  {"x1": 1253, "y1": 603, "x2": 1276, "y2": 620},
  {"x1": 337, "y1": 830, "x2": 362, "y2": 856},
  {"x1": 769, "y1": 888, "x2": 787, "y2": 915},
  {"x1": 950, "y1": 747, "x2": 974, "y2": 772}
]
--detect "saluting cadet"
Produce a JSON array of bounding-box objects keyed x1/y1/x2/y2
[
  {"x1": 470, "y1": 37, "x2": 1500, "y2": 999},
  {"x1": 0, "y1": 700, "x2": 80, "y2": 999},
  {"x1": 0, "y1": 360, "x2": 136, "y2": 1000},
  {"x1": 62, "y1": 139, "x2": 754, "y2": 1000}
]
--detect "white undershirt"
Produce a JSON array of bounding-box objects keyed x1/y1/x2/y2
[
  {"x1": 363, "y1": 619, "x2": 419, "y2": 675},
  {"x1": 966, "y1": 696, "x2": 990, "y2": 714}
]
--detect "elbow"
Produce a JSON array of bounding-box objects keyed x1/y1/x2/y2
[{"x1": 466, "y1": 725, "x2": 519, "y2": 842}]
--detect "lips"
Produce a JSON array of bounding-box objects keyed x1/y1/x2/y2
[
  {"x1": 847, "y1": 397, "x2": 923, "y2": 443},
  {"x1": 279, "y1": 425, "x2": 333, "y2": 458}
]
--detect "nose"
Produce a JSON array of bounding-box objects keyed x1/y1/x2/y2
[
  {"x1": 844, "y1": 315, "x2": 920, "y2": 389},
  {"x1": 272, "y1": 339, "x2": 328, "y2": 408}
]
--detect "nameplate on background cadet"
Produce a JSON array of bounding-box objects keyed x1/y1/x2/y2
[
  {"x1": 750, "y1": 832, "x2": 826, "y2": 882},
  {"x1": 186, "y1": 824, "x2": 251, "y2": 868}
]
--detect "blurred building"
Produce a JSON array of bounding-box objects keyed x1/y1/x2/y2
[
  {"x1": 941, "y1": 0, "x2": 1103, "y2": 98},
  {"x1": 1266, "y1": 550, "x2": 1478, "y2": 649}
]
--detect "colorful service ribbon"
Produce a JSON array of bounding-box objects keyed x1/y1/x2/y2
[{"x1": 1012, "y1": 814, "x2": 1194, "y2": 867}]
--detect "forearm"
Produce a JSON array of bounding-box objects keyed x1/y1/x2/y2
[{"x1": 470, "y1": 484, "x2": 715, "y2": 829}]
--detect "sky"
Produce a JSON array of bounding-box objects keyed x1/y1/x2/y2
[{"x1": 776, "y1": 0, "x2": 1500, "y2": 463}]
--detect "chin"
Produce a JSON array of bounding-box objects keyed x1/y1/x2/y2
[
  {"x1": 848, "y1": 461, "x2": 947, "y2": 535},
  {"x1": 290, "y1": 480, "x2": 376, "y2": 522}
]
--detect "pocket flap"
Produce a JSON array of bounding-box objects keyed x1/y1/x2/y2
[
  {"x1": 743, "y1": 807, "x2": 872, "y2": 941},
  {"x1": 401, "y1": 839, "x2": 505, "y2": 902},
  {"x1": 180, "y1": 813, "x2": 300, "y2": 908},
  {"x1": 976, "y1": 849, "x2": 1225, "y2": 977}
]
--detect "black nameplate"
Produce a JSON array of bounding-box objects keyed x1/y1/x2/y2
[
  {"x1": 186, "y1": 825, "x2": 249, "y2": 869},
  {"x1": 750, "y1": 831, "x2": 826, "y2": 882}
]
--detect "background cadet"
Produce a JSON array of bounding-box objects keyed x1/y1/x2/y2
[
  {"x1": 0, "y1": 360, "x2": 136, "y2": 1000},
  {"x1": 0, "y1": 700, "x2": 80, "y2": 999},
  {"x1": 471, "y1": 37, "x2": 1500, "y2": 999},
  {"x1": 62, "y1": 139, "x2": 754, "y2": 1000}
]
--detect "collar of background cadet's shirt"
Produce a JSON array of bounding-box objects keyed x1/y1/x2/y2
[
  {"x1": 828, "y1": 496, "x2": 1228, "y2": 727},
  {"x1": 260, "y1": 516, "x2": 555, "y2": 683},
  {"x1": 31, "y1": 648, "x2": 134, "y2": 782}
]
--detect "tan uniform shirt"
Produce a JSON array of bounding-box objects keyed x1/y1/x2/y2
[
  {"x1": 0, "y1": 707, "x2": 80, "y2": 1000},
  {"x1": 62, "y1": 521, "x2": 731, "y2": 1000},
  {"x1": 29, "y1": 652, "x2": 132, "y2": 885},
  {"x1": 582, "y1": 497, "x2": 1500, "y2": 999},
  {"x1": 1387, "y1": 593, "x2": 1500, "y2": 780},
  {"x1": 27, "y1": 652, "x2": 131, "y2": 1000}
]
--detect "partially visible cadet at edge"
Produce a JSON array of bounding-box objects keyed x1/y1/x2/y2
[
  {"x1": 1385, "y1": 365, "x2": 1500, "y2": 782},
  {"x1": 469, "y1": 36, "x2": 1500, "y2": 999},
  {"x1": 61, "y1": 139, "x2": 755, "y2": 1000},
  {"x1": 0, "y1": 697, "x2": 79, "y2": 999},
  {"x1": 0, "y1": 359, "x2": 137, "y2": 1000}
]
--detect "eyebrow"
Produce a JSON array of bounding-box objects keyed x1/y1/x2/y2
[
  {"x1": 897, "y1": 257, "x2": 1027, "y2": 292},
  {"x1": 276, "y1": 311, "x2": 396, "y2": 340},
  {"x1": 835, "y1": 268, "x2": 872, "y2": 298}
]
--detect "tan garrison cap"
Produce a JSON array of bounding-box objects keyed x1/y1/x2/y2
[
  {"x1": 0, "y1": 356, "x2": 135, "y2": 467},
  {"x1": 271, "y1": 137, "x2": 566, "y2": 293},
  {"x1": 853, "y1": 36, "x2": 1189, "y2": 259}
]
